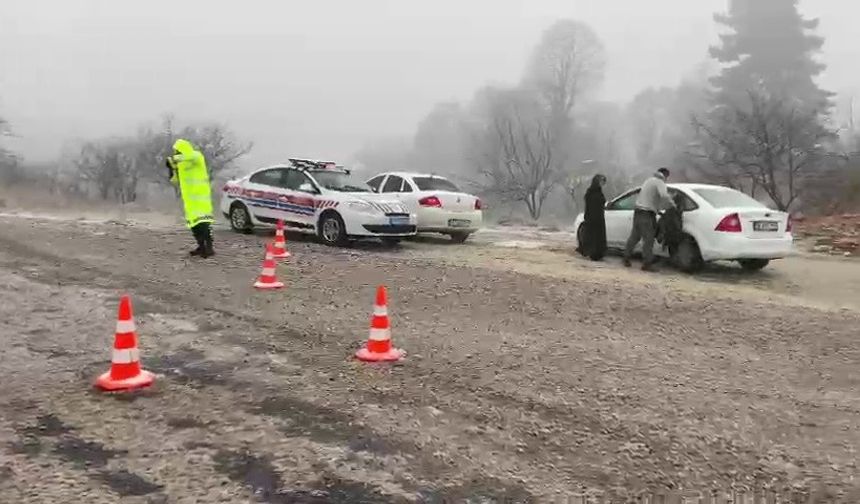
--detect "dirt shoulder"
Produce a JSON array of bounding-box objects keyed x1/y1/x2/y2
[
  {"x1": 0, "y1": 215, "x2": 858, "y2": 502},
  {"x1": 404, "y1": 229, "x2": 860, "y2": 314}
]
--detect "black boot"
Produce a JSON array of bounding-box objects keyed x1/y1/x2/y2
[
  {"x1": 190, "y1": 225, "x2": 204, "y2": 256},
  {"x1": 200, "y1": 224, "x2": 215, "y2": 258}
]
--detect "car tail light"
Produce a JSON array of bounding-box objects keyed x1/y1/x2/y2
[
  {"x1": 715, "y1": 213, "x2": 742, "y2": 232},
  {"x1": 419, "y1": 195, "x2": 442, "y2": 208},
  {"x1": 474, "y1": 198, "x2": 483, "y2": 210},
  {"x1": 786, "y1": 215, "x2": 793, "y2": 233}
]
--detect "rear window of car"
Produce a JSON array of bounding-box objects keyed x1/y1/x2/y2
[
  {"x1": 413, "y1": 176, "x2": 460, "y2": 192},
  {"x1": 692, "y1": 188, "x2": 767, "y2": 209}
]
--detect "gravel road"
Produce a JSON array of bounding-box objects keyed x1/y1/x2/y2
[{"x1": 0, "y1": 213, "x2": 858, "y2": 503}]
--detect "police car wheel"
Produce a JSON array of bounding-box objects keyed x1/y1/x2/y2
[
  {"x1": 318, "y1": 212, "x2": 348, "y2": 247},
  {"x1": 229, "y1": 203, "x2": 253, "y2": 234}
]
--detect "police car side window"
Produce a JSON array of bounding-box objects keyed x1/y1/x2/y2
[
  {"x1": 367, "y1": 175, "x2": 385, "y2": 192},
  {"x1": 249, "y1": 169, "x2": 284, "y2": 188},
  {"x1": 284, "y1": 170, "x2": 317, "y2": 193},
  {"x1": 382, "y1": 175, "x2": 404, "y2": 193},
  {"x1": 400, "y1": 178, "x2": 413, "y2": 192}
]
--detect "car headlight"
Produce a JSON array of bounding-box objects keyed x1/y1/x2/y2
[{"x1": 346, "y1": 201, "x2": 379, "y2": 214}]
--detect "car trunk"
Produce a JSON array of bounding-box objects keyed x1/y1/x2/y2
[
  {"x1": 736, "y1": 208, "x2": 788, "y2": 239},
  {"x1": 430, "y1": 191, "x2": 476, "y2": 212}
]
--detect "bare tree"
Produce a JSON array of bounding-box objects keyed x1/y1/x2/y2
[
  {"x1": 0, "y1": 115, "x2": 20, "y2": 184},
  {"x1": 474, "y1": 89, "x2": 563, "y2": 220},
  {"x1": 181, "y1": 123, "x2": 253, "y2": 179},
  {"x1": 521, "y1": 19, "x2": 607, "y2": 209},
  {"x1": 690, "y1": 86, "x2": 836, "y2": 211},
  {"x1": 135, "y1": 115, "x2": 253, "y2": 189},
  {"x1": 68, "y1": 136, "x2": 143, "y2": 202},
  {"x1": 524, "y1": 19, "x2": 606, "y2": 130},
  {"x1": 411, "y1": 102, "x2": 471, "y2": 178},
  {"x1": 73, "y1": 140, "x2": 120, "y2": 200},
  {"x1": 115, "y1": 141, "x2": 141, "y2": 203}
]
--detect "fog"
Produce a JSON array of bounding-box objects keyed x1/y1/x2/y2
[{"x1": 1, "y1": 0, "x2": 857, "y2": 169}]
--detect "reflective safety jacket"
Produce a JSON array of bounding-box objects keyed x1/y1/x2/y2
[{"x1": 168, "y1": 139, "x2": 214, "y2": 228}]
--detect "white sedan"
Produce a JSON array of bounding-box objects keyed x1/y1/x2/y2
[
  {"x1": 574, "y1": 183, "x2": 794, "y2": 272},
  {"x1": 366, "y1": 172, "x2": 483, "y2": 243},
  {"x1": 220, "y1": 159, "x2": 417, "y2": 246}
]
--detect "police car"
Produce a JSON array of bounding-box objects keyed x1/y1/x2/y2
[{"x1": 220, "y1": 159, "x2": 417, "y2": 246}]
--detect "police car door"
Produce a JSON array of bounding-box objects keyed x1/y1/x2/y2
[
  {"x1": 244, "y1": 168, "x2": 290, "y2": 223},
  {"x1": 280, "y1": 168, "x2": 320, "y2": 230}
]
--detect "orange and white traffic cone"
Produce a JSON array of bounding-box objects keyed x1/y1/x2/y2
[
  {"x1": 272, "y1": 220, "x2": 291, "y2": 259},
  {"x1": 254, "y1": 244, "x2": 284, "y2": 289},
  {"x1": 95, "y1": 295, "x2": 155, "y2": 391},
  {"x1": 355, "y1": 285, "x2": 404, "y2": 362}
]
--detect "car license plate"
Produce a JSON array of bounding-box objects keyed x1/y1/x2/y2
[
  {"x1": 389, "y1": 216, "x2": 409, "y2": 226},
  {"x1": 753, "y1": 221, "x2": 779, "y2": 232},
  {"x1": 448, "y1": 219, "x2": 471, "y2": 228}
]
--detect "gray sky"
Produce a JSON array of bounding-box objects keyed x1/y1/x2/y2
[{"x1": 1, "y1": 0, "x2": 857, "y2": 168}]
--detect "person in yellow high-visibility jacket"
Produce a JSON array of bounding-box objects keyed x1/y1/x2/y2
[{"x1": 165, "y1": 139, "x2": 215, "y2": 258}]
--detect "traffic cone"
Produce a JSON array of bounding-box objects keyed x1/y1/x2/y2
[
  {"x1": 254, "y1": 244, "x2": 284, "y2": 289},
  {"x1": 355, "y1": 286, "x2": 404, "y2": 362},
  {"x1": 272, "y1": 220, "x2": 291, "y2": 259},
  {"x1": 95, "y1": 295, "x2": 155, "y2": 391}
]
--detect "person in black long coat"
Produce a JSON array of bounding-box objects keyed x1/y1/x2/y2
[{"x1": 580, "y1": 174, "x2": 607, "y2": 261}]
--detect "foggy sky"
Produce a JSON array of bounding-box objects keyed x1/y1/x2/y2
[{"x1": 1, "y1": 0, "x2": 857, "y2": 169}]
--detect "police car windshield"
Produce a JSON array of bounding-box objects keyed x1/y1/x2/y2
[{"x1": 310, "y1": 170, "x2": 371, "y2": 193}]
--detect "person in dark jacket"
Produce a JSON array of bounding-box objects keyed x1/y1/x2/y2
[
  {"x1": 657, "y1": 191, "x2": 685, "y2": 254},
  {"x1": 579, "y1": 174, "x2": 608, "y2": 261}
]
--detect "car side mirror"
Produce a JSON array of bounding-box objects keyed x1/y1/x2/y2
[{"x1": 298, "y1": 183, "x2": 317, "y2": 194}]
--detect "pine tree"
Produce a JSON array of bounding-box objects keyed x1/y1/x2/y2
[
  {"x1": 690, "y1": 0, "x2": 837, "y2": 211},
  {"x1": 709, "y1": 0, "x2": 832, "y2": 108}
]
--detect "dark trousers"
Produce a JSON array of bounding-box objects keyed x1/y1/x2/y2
[
  {"x1": 191, "y1": 222, "x2": 214, "y2": 255},
  {"x1": 624, "y1": 209, "x2": 657, "y2": 264}
]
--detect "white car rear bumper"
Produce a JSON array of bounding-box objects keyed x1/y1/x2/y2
[
  {"x1": 699, "y1": 234, "x2": 794, "y2": 262},
  {"x1": 417, "y1": 208, "x2": 482, "y2": 233}
]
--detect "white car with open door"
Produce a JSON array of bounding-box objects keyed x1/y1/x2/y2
[
  {"x1": 573, "y1": 183, "x2": 794, "y2": 272},
  {"x1": 366, "y1": 172, "x2": 483, "y2": 243},
  {"x1": 220, "y1": 159, "x2": 417, "y2": 246}
]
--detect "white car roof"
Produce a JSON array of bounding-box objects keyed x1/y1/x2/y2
[
  {"x1": 668, "y1": 183, "x2": 733, "y2": 191},
  {"x1": 372, "y1": 172, "x2": 452, "y2": 180},
  {"x1": 615, "y1": 182, "x2": 740, "y2": 194}
]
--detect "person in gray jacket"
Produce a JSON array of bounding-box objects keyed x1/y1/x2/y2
[{"x1": 623, "y1": 167, "x2": 676, "y2": 271}]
